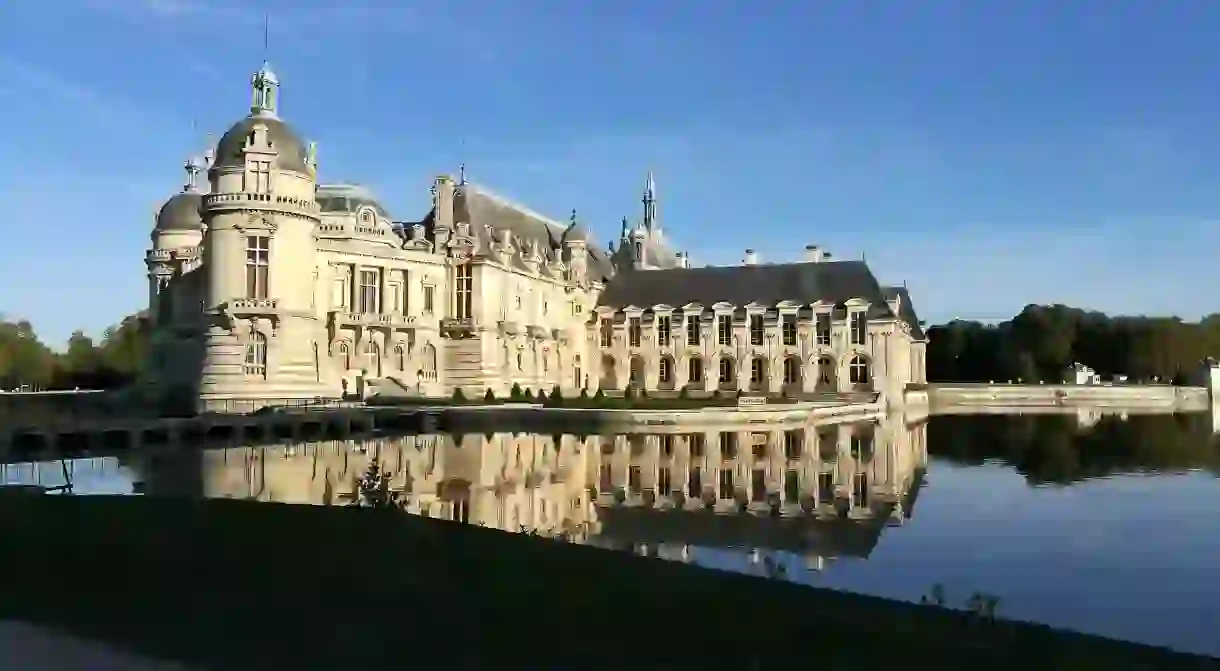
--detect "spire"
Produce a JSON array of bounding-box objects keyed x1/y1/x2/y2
[
  {"x1": 183, "y1": 153, "x2": 201, "y2": 193},
  {"x1": 250, "y1": 16, "x2": 279, "y2": 117},
  {"x1": 642, "y1": 170, "x2": 658, "y2": 233},
  {"x1": 458, "y1": 163, "x2": 467, "y2": 186},
  {"x1": 620, "y1": 216, "x2": 630, "y2": 240}
]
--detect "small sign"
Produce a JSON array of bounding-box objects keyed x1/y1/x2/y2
[{"x1": 737, "y1": 395, "x2": 767, "y2": 408}]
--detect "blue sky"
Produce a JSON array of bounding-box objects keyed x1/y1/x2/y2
[{"x1": 3, "y1": 0, "x2": 1220, "y2": 346}]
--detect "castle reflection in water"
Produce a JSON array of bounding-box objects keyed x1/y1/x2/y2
[{"x1": 134, "y1": 415, "x2": 927, "y2": 572}]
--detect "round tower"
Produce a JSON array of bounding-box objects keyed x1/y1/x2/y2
[{"x1": 197, "y1": 61, "x2": 328, "y2": 411}]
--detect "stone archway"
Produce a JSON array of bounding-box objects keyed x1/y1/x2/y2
[
  {"x1": 782, "y1": 355, "x2": 802, "y2": 395},
  {"x1": 816, "y1": 355, "x2": 837, "y2": 392},
  {"x1": 601, "y1": 354, "x2": 618, "y2": 390},
  {"x1": 657, "y1": 354, "x2": 677, "y2": 391},
  {"x1": 629, "y1": 355, "x2": 646, "y2": 389},
  {"x1": 749, "y1": 356, "x2": 768, "y2": 392},
  {"x1": 717, "y1": 355, "x2": 737, "y2": 391}
]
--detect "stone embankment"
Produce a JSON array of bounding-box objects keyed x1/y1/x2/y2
[{"x1": 926, "y1": 383, "x2": 1208, "y2": 411}]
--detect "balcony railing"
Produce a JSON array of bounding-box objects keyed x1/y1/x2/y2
[{"x1": 203, "y1": 192, "x2": 320, "y2": 216}]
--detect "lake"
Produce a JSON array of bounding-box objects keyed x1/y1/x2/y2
[{"x1": 4, "y1": 411, "x2": 1219, "y2": 657}]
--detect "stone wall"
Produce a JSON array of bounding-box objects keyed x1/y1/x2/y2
[{"x1": 928, "y1": 383, "x2": 1208, "y2": 410}]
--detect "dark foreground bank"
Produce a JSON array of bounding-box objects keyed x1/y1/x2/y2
[{"x1": 0, "y1": 495, "x2": 1214, "y2": 671}]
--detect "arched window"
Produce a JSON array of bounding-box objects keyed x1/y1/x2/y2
[
  {"x1": 517, "y1": 352, "x2": 524, "y2": 371},
  {"x1": 394, "y1": 344, "x2": 406, "y2": 371},
  {"x1": 718, "y1": 358, "x2": 734, "y2": 384},
  {"x1": 750, "y1": 358, "x2": 765, "y2": 384},
  {"x1": 687, "y1": 357, "x2": 703, "y2": 383},
  {"x1": 659, "y1": 357, "x2": 672, "y2": 383},
  {"x1": 849, "y1": 355, "x2": 870, "y2": 384},
  {"x1": 336, "y1": 342, "x2": 351, "y2": 370},
  {"x1": 421, "y1": 343, "x2": 438, "y2": 380},
  {"x1": 244, "y1": 331, "x2": 267, "y2": 378},
  {"x1": 783, "y1": 357, "x2": 800, "y2": 384}
]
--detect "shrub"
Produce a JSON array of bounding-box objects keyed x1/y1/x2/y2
[
  {"x1": 624, "y1": 385, "x2": 637, "y2": 401},
  {"x1": 483, "y1": 388, "x2": 496, "y2": 403},
  {"x1": 536, "y1": 388, "x2": 547, "y2": 403},
  {"x1": 593, "y1": 388, "x2": 604, "y2": 401},
  {"x1": 579, "y1": 388, "x2": 589, "y2": 399},
  {"x1": 678, "y1": 386, "x2": 690, "y2": 400},
  {"x1": 510, "y1": 382, "x2": 523, "y2": 401},
  {"x1": 452, "y1": 387, "x2": 466, "y2": 403},
  {"x1": 549, "y1": 385, "x2": 564, "y2": 407}
]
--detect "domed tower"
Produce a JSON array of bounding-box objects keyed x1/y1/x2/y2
[
  {"x1": 197, "y1": 61, "x2": 327, "y2": 410},
  {"x1": 145, "y1": 154, "x2": 206, "y2": 396}
]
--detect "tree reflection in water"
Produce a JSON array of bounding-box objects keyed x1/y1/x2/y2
[{"x1": 928, "y1": 413, "x2": 1220, "y2": 485}]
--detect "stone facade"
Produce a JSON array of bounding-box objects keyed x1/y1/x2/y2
[{"x1": 144, "y1": 62, "x2": 927, "y2": 411}]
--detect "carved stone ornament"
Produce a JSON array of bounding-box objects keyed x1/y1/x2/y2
[{"x1": 235, "y1": 214, "x2": 278, "y2": 234}]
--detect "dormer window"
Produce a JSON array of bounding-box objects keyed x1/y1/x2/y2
[
  {"x1": 634, "y1": 242, "x2": 643, "y2": 260},
  {"x1": 850, "y1": 311, "x2": 868, "y2": 345},
  {"x1": 248, "y1": 160, "x2": 271, "y2": 194}
]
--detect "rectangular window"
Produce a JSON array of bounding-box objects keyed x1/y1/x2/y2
[
  {"x1": 358, "y1": 269, "x2": 379, "y2": 313},
  {"x1": 751, "y1": 470, "x2": 766, "y2": 502},
  {"x1": 600, "y1": 318, "x2": 613, "y2": 347},
  {"x1": 661, "y1": 435, "x2": 674, "y2": 457},
  {"x1": 688, "y1": 467, "x2": 702, "y2": 497},
  {"x1": 244, "y1": 236, "x2": 269, "y2": 299},
  {"x1": 689, "y1": 433, "x2": 705, "y2": 458},
  {"x1": 784, "y1": 470, "x2": 800, "y2": 503},
  {"x1": 784, "y1": 430, "x2": 802, "y2": 460},
  {"x1": 719, "y1": 469, "x2": 734, "y2": 499},
  {"x1": 749, "y1": 314, "x2": 764, "y2": 346},
  {"x1": 628, "y1": 317, "x2": 641, "y2": 347},
  {"x1": 249, "y1": 161, "x2": 271, "y2": 194},
  {"x1": 817, "y1": 472, "x2": 835, "y2": 504},
  {"x1": 850, "y1": 311, "x2": 867, "y2": 345},
  {"x1": 454, "y1": 263, "x2": 473, "y2": 319},
  {"x1": 331, "y1": 277, "x2": 347, "y2": 309},
  {"x1": 686, "y1": 315, "x2": 700, "y2": 346},
  {"x1": 816, "y1": 313, "x2": 831, "y2": 345},
  {"x1": 658, "y1": 467, "x2": 671, "y2": 495},
  {"x1": 717, "y1": 315, "x2": 732, "y2": 346},
  {"x1": 387, "y1": 282, "x2": 403, "y2": 314},
  {"x1": 628, "y1": 465, "x2": 642, "y2": 494},
  {"x1": 599, "y1": 464, "x2": 612, "y2": 492},
  {"x1": 657, "y1": 315, "x2": 671, "y2": 344},
  {"x1": 423, "y1": 286, "x2": 435, "y2": 314},
  {"x1": 719, "y1": 432, "x2": 737, "y2": 460},
  {"x1": 782, "y1": 314, "x2": 797, "y2": 346}
]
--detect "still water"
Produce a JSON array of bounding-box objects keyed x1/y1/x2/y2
[{"x1": 4, "y1": 412, "x2": 1219, "y2": 657}]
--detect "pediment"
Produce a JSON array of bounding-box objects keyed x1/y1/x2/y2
[
  {"x1": 844, "y1": 297, "x2": 871, "y2": 308},
  {"x1": 810, "y1": 300, "x2": 834, "y2": 310},
  {"x1": 743, "y1": 302, "x2": 768, "y2": 312},
  {"x1": 681, "y1": 303, "x2": 704, "y2": 312},
  {"x1": 775, "y1": 300, "x2": 801, "y2": 310},
  {"x1": 711, "y1": 301, "x2": 736, "y2": 311},
  {"x1": 652, "y1": 304, "x2": 675, "y2": 313}
]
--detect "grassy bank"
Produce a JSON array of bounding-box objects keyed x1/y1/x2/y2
[{"x1": 0, "y1": 495, "x2": 1213, "y2": 670}]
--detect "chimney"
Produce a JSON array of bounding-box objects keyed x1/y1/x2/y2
[
  {"x1": 804, "y1": 245, "x2": 824, "y2": 263},
  {"x1": 743, "y1": 249, "x2": 758, "y2": 265}
]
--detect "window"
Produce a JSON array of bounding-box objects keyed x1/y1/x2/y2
[
  {"x1": 850, "y1": 311, "x2": 867, "y2": 345},
  {"x1": 245, "y1": 236, "x2": 269, "y2": 299},
  {"x1": 750, "y1": 358, "x2": 764, "y2": 384},
  {"x1": 719, "y1": 432, "x2": 737, "y2": 459},
  {"x1": 453, "y1": 263, "x2": 473, "y2": 319},
  {"x1": 657, "y1": 315, "x2": 671, "y2": 343},
  {"x1": 718, "y1": 358, "x2": 733, "y2": 385},
  {"x1": 687, "y1": 358, "x2": 703, "y2": 383},
  {"x1": 749, "y1": 314, "x2": 764, "y2": 346},
  {"x1": 688, "y1": 467, "x2": 702, "y2": 497},
  {"x1": 628, "y1": 465, "x2": 642, "y2": 494},
  {"x1": 358, "y1": 269, "x2": 379, "y2": 314},
  {"x1": 783, "y1": 357, "x2": 800, "y2": 385},
  {"x1": 850, "y1": 433, "x2": 873, "y2": 460},
  {"x1": 599, "y1": 464, "x2": 613, "y2": 492},
  {"x1": 817, "y1": 472, "x2": 834, "y2": 504},
  {"x1": 336, "y1": 342, "x2": 351, "y2": 370},
  {"x1": 849, "y1": 355, "x2": 870, "y2": 384},
  {"x1": 717, "y1": 315, "x2": 731, "y2": 346},
  {"x1": 852, "y1": 472, "x2": 869, "y2": 508},
  {"x1": 573, "y1": 355, "x2": 582, "y2": 388},
  {"x1": 689, "y1": 433, "x2": 705, "y2": 458},
  {"x1": 517, "y1": 352, "x2": 523, "y2": 371},
  {"x1": 249, "y1": 160, "x2": 271, "y2": 193},
  {"x1": 156, "y1": 279, "x2": 173, "y2": 323},
  {"x1": 394, "y1": 344, "x2": 406, "y2": 370},
  {"x1": 572, "y1": 301, "x2": 582, "y2": 317},
  {"x1": 600, "y1": 318, "x2": 613, "y2": 347},
  {"x1": 658, "y1": 467, "x2": 671, "y2": 495},
  {"x1": 387, "y1": 280, "x2": 403, "y2": 314},
  {"x1": 628, "y1": 317, "x2": 641, "y2": 347},
  {"x1": 244, "y1": 331, "x2": 267, "y2": 377},
  {"x1": 782, "y1": 314, "x2": 797, "y2": 346},
  {"x1": 661, "y1": 435, "x2": 674, "y2": 457},
  {"x1": 784, "y1": 431, "x2": 802, "y2": 460},
  {"x1": 634, "y1": 242, "x2": 643, "y2": 260},
  {"x1": 751, "y1": 470, "x2": 766, "y2": 502},
  {"x1": 686, "y1": 315, "x2": 700, "y2": 346},
  {"x1": 423, "y1": 286, "x2": 435, "y2": 314},
  {"x1": 659, "y1": 357, "x2": 672, "y2": 384},
  {"x1": 332, "y1": 277, "x2": 348, "y2": 309},
  {"x1": 784, "y1": 470, "x2": 800, "y2": 503},
  {"x1": 815, "y1": 313, "x2": 831, "y2": 345},
  {"x1": 542, "y1": 300, "x2": 548, "y2": 316},
  {"x1": 718, "y1": 469, "x2": 734, "y2": 499}
]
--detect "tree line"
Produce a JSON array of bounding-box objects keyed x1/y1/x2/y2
[
  {"x1": 926, "y1": 304, "x2": 1220, "y2": 384},
  {"x1": 2, "y1": 302, "x2": 1219, "y2": 390},
  {"x1": 0, "y1": 315, "x2": 147, "y2": 391}
]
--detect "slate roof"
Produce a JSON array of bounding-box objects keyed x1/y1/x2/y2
[
  {"x1": 154, "y1": 192, "x2": 204, "y2": 232},
  {"x1": 317, "y1": 184, "x2": 391, "y2": 218},
  {"x1": 598, "y1": 260, "x2": 899, "y2": 320},
  {"x1": 211, "y1": 116, "x2": 309, "y2": 173},
  {"x1": 882, "y1": 285, "x2": 925, "y2": 340}
]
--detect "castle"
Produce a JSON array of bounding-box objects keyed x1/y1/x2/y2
[{"x1": 145, "y1": 62, "x2": 927, "y2": 411}]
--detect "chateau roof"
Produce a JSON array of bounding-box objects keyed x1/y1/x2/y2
[
  {"x1": 883, "y1": 285, "x2": 925, "y2": 340},
  {"x1": 211, "y1": 116, "x2": 309, "y2": 173},
  {"x1": 598, "y1": 260, "x2": 900, "y2": 322},
  {"x1": 317, "y1": 184, "x2": 391, "y2": 218}
]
